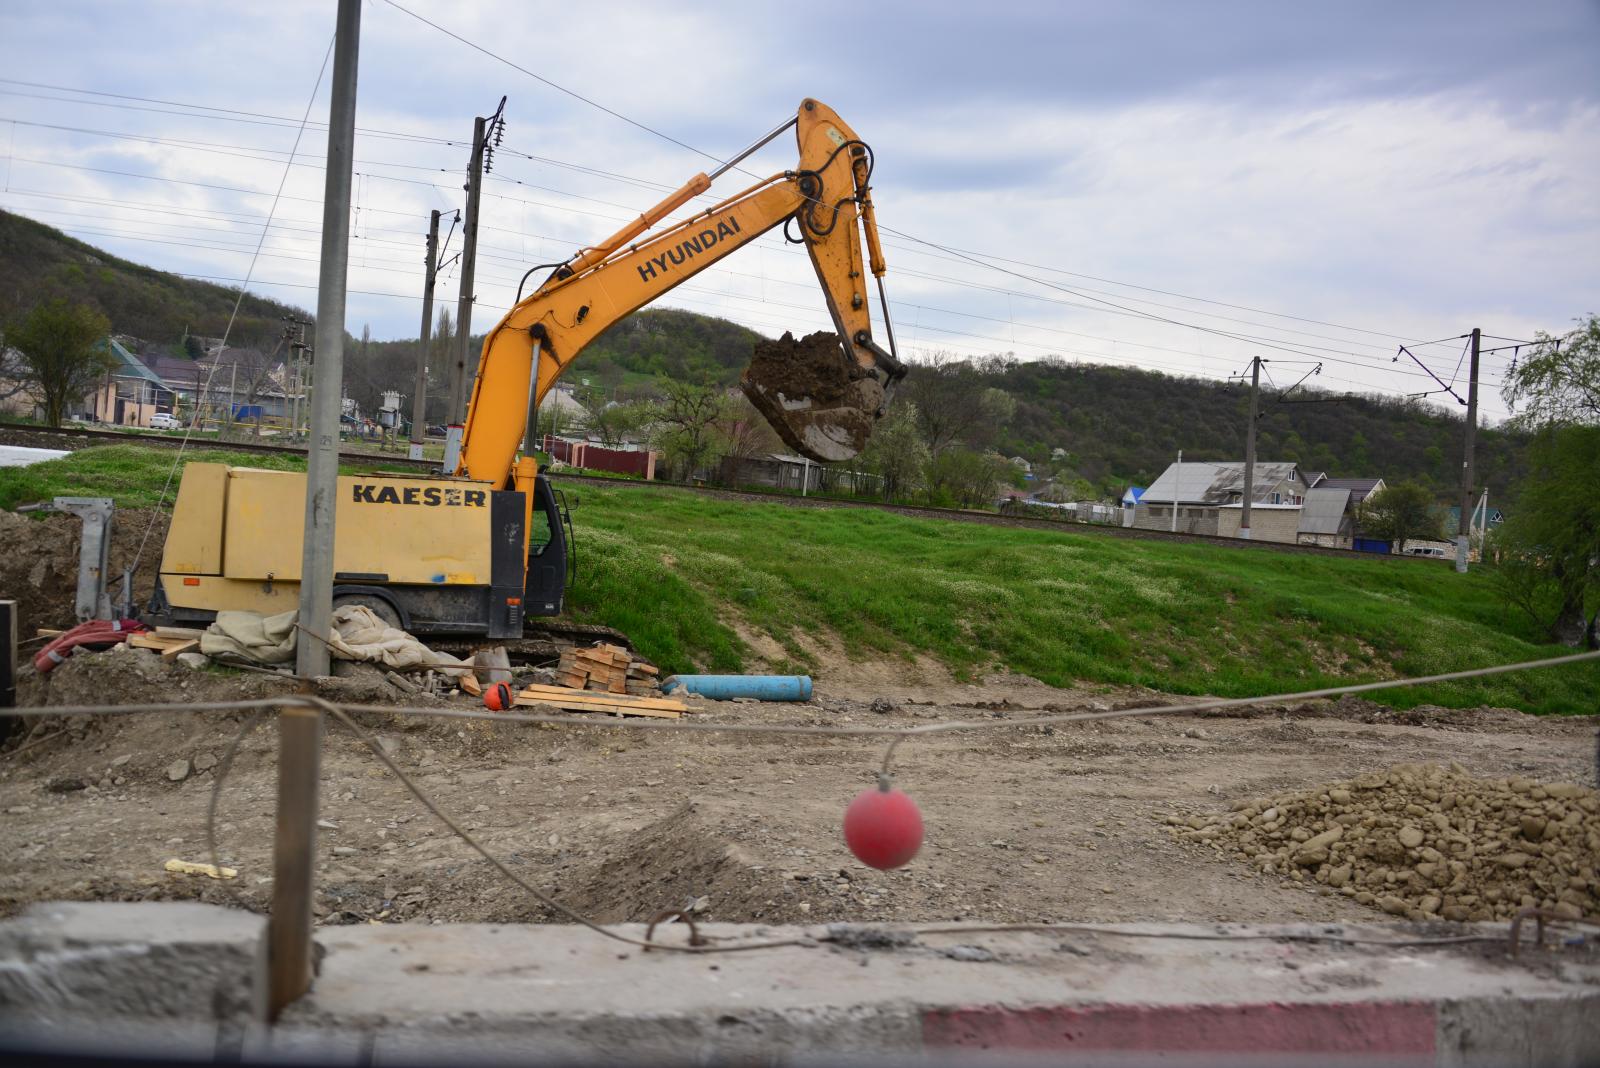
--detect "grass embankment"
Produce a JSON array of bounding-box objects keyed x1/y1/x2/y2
[
  {"x1": 569, "y1": 485, "x2": 1596, "y2": 715},
  {"x1": 0, "y1": 444, "x2": 421, "y2": 510},
  {"x1": 3, "y1": 445, "x2": 1592, "y2": 713}
]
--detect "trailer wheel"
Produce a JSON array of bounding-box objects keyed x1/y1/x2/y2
[{"x1": 332, "y1": 592, "x2": 404, "y2": 631}]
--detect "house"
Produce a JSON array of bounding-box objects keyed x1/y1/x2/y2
[
  {"x1": 1120, "y1": 486, "x2": 1144, "y2": 527},
  {"x1": 722, "y1": 452, "x2": 823, "y2": 493},
  {"x1": 1134, "y1": 461, "x2": 1308, "y2": 537},
  {"x1": 86, "y1": 337, "x2": 175, "y2": 428},
  {"x1": 1009, "y1": 456, "x2": 1033, "y2": 476},
  {"x1": 1295, "y1": 486, "x2": 1354, "y2": 548},
  {"x1": 1319, "y1": 477, "x2": 1386, "y2": 505}
]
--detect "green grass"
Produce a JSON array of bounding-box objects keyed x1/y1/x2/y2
[
  {"x1": 4, "y1": 444, "x2": 1594, "y2": 714},
  {"x1": 0, "y1": 444, "x2": 420, "y2": 510},
  {"x1": 565, "y1": 484, "x2": 1598, "y2": 715}
]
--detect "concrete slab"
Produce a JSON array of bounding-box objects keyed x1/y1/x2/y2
[
  {"x1": 1, "y1": 904, "x2": 1596, "y2": 1065},
  {"x1": 286, "y1": 920, "x2": 1599, "y2": 1065},
  {"x1": 0, "y1": 901, "x2": 265, "y2": 1022}
]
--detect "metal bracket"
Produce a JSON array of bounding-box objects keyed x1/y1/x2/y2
[{"x1": 20, "y1": 497, "x2": 116, "y2": 622}]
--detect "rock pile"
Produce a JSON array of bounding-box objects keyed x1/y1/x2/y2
[{"x1": 1168, "y1": 763, "x2": 1599, "y2": 922}]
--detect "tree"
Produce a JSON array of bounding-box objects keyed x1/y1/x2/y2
[
  {"x1": 650, "y1": 379, "x2": 727, "y2": 480},
  {"x1": 6, "y1": 298, "x2": 113, "y2": 425},
  {"x1": 1502, "y1": 314, "x2": 1600, "y2": 430},
  {"x1": 1493, "y1": 425, "x2": 1600, "y2": 647},
  {"x1": 1496, "y1": 314, "x2": 1600, "y2": 647},
  {"x1": 925, "y1": 448, "x2": 1012, "y2": 508},
  {"x1": 1356, "y1": 481, "x2": 1445, "y2": 549},
  {"x1": 902, "y1": 353, "x2": 1015, "y2": 455},
  {"x1": 857, "y1": 400, "x2": 929, "y2": 501}
]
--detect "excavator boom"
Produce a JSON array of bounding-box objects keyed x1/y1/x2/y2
[{"x1": 455, "y1": 98, "x2": 903, "y2": 489}]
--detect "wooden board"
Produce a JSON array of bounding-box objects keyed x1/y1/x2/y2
[
  {"x1": 517, "y1": 684, "x2": 687, "y2": 714},
  {"x1": 511, "y1": 693, "x2": 682, "y2": 719},
  {"x1": 458, "y1": 673, "x2": 482, "y2": 697},
  {"x1": 159, "y1": 639, "x2": 200, "y2": 662}
]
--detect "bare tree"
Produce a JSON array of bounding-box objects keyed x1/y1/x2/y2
[{"x1": 650, "y1": 378, "x2": 727, "y2": 480}]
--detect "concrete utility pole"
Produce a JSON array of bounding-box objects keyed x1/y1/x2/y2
[
  {"x1": 276, "y1": 0, "x2": 359, "y2": 1022},
  {"x1": 1455, "y1": 327, "x2": 1481, "y2": 574},
  {"x1": 1171, "y1": 449, "x2": 1182, "y2": 533},
  {"x1": 443, "y1": 97, "x2": 505, "y2": 471},
  {"x1": 408, "y1": 209, "x2": 440, "y2": 461},
  {"x1": 1239, "y1": 356, "x2": 1261, "y2": 540}
]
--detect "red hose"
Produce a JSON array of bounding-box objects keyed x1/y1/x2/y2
[{"x1": 33, "y1": 619, "x2": 149, "y2": 675}]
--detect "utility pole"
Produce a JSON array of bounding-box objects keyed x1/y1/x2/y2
[
  {"x1": 1240, "y1": 356, "x2": 1261, "y2": 540},
  {"x1": 443, "y1": 97, "x2": 506, "y2": 472},
  {"x1": 408, "y1": 210, "x2": 441, "y2": 461},
  {"x1": 283, "y1": 316, "x2": 312, "y2": 437},
  {"x1": 275, "y1": 0, "x2": 359, "y2": 1022},
  {"x1": 1455, "y1": 327, "x2": 1481, "y2": 574},
  {"x1": 1171, "y1": 449, "x2": 1182, "y2": 533}
]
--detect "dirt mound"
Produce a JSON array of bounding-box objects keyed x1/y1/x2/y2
[
  {"x1": 555, "y1": 800, "x2": 794, "y2": 923},
  {"x1": 1172, "y1": 763, "x2": 1600, "y2": 922},
  {"x1": 0, "y1": 507, "x2": 168, "y2": 638},
  {"x1": 741, "y1": 331, "x2": 884, "y2": 463}
]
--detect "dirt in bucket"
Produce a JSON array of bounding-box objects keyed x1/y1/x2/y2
[{"x1": 741, "y1": 331, "x2": 885, "y2": 463}]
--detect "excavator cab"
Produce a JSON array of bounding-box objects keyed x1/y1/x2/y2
[{"x1": 522, "y1": 474, "x2": 569, "y2": 617}]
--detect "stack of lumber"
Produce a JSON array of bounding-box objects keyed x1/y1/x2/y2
[
  {"x1": 127, "y1": 626, "x2": 206, "y2": 662},
  {"x1": 557, "y1": 643, "x2": 661, "y2": 697},
  {"x1": 512, "y1": 684, "x2": 686, "y2": 719}
]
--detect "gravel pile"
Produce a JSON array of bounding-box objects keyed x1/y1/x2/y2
[{"x1": 1169, "y1": 763, "x2": 1599, "y2": 922}]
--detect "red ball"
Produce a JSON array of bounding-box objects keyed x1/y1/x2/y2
[
  {"x1": 843, "y1": 782, "x2": 924, "y2": 869},
  {"x1": 484, "y1": 682, "x2": 513, "y2": 712}
]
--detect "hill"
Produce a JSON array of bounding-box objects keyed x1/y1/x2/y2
[
  {"x1": 985, "y1": 358, "x2": 1527, "y2": 497},
  {"x1": 0, "y1": 210, "x2": 1526, "y2": 497},
  {"x1": 0, "y1": 208, "x2": 309, "y2": 355}
]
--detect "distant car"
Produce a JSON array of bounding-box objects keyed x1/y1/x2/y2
[
  {"x1": 1403, "y1": 545, "x2": 1449, "y2": 558},
  {"x1": 148, "y1": 413, "x2": 183, "y2": 430},
  {"x1": 427, "y1": 424, "x2": 447, "y2": 437}
]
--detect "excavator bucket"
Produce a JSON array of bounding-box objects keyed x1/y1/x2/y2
[{"x1": 741, "y1": 331, "x2": 886, "y2": 463}]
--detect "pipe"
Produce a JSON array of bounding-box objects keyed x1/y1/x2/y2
[{"x1": 662, "y1": 674, "x2": 813, "y2": 702}]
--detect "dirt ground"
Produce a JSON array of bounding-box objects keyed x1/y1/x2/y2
[{"x1": 3, "y1": 646, "x2": 1595, "y2": 930}]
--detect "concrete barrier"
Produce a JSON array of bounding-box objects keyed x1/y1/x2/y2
[{"x1": 1, "y1": 904, "x2": 1596, "y2": 1064}]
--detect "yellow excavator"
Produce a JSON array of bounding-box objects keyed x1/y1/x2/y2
[{"x1": 147, "y1": 99, "x2": 904, "y2": 640}]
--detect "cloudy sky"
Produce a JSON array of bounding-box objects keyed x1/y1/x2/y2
[{"x1": 3, "y1": 0, "x2": 1597, "y2": 420}]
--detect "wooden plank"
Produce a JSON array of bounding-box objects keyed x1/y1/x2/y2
[
  {"x1": 517, "y1": 685, "x2": 687, "y2": 713},
  {"x1": 511, "y1": 693, "x2": 681, "y2": 719},
  {"x1": 160, "y1": 639, "x2": 200, "y2": 662},
  {"x1": 628, "y1": 662, "x2": 660, "y2": 676},
  {"x1": 520, "y1": 682, "x2": 687, "y2": 707},
  {"x1": 35, "y1": 628, "x2": 65, "y2": 639},
  {"x1": 608, "y1": 675, "x2": 626, "y2": 694},
  {"x1": 458, "y1": 673, "x2": 482, "y2": 697},
  {"x1": 128, "y1": 634, "x2": 175, "y2": 650}
]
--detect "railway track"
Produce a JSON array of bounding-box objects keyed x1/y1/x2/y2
[{"x1": 1, "y1": 421, "x2": 1433, "y2": 564}]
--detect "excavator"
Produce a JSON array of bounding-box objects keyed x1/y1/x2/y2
[{"x1": 146, "y1": 99, "x2": 905, "y2": 641}]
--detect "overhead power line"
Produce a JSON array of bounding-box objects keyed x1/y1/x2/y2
[{"x1": 9, "y1": 74, "x2": 1516, "y2": 366}]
